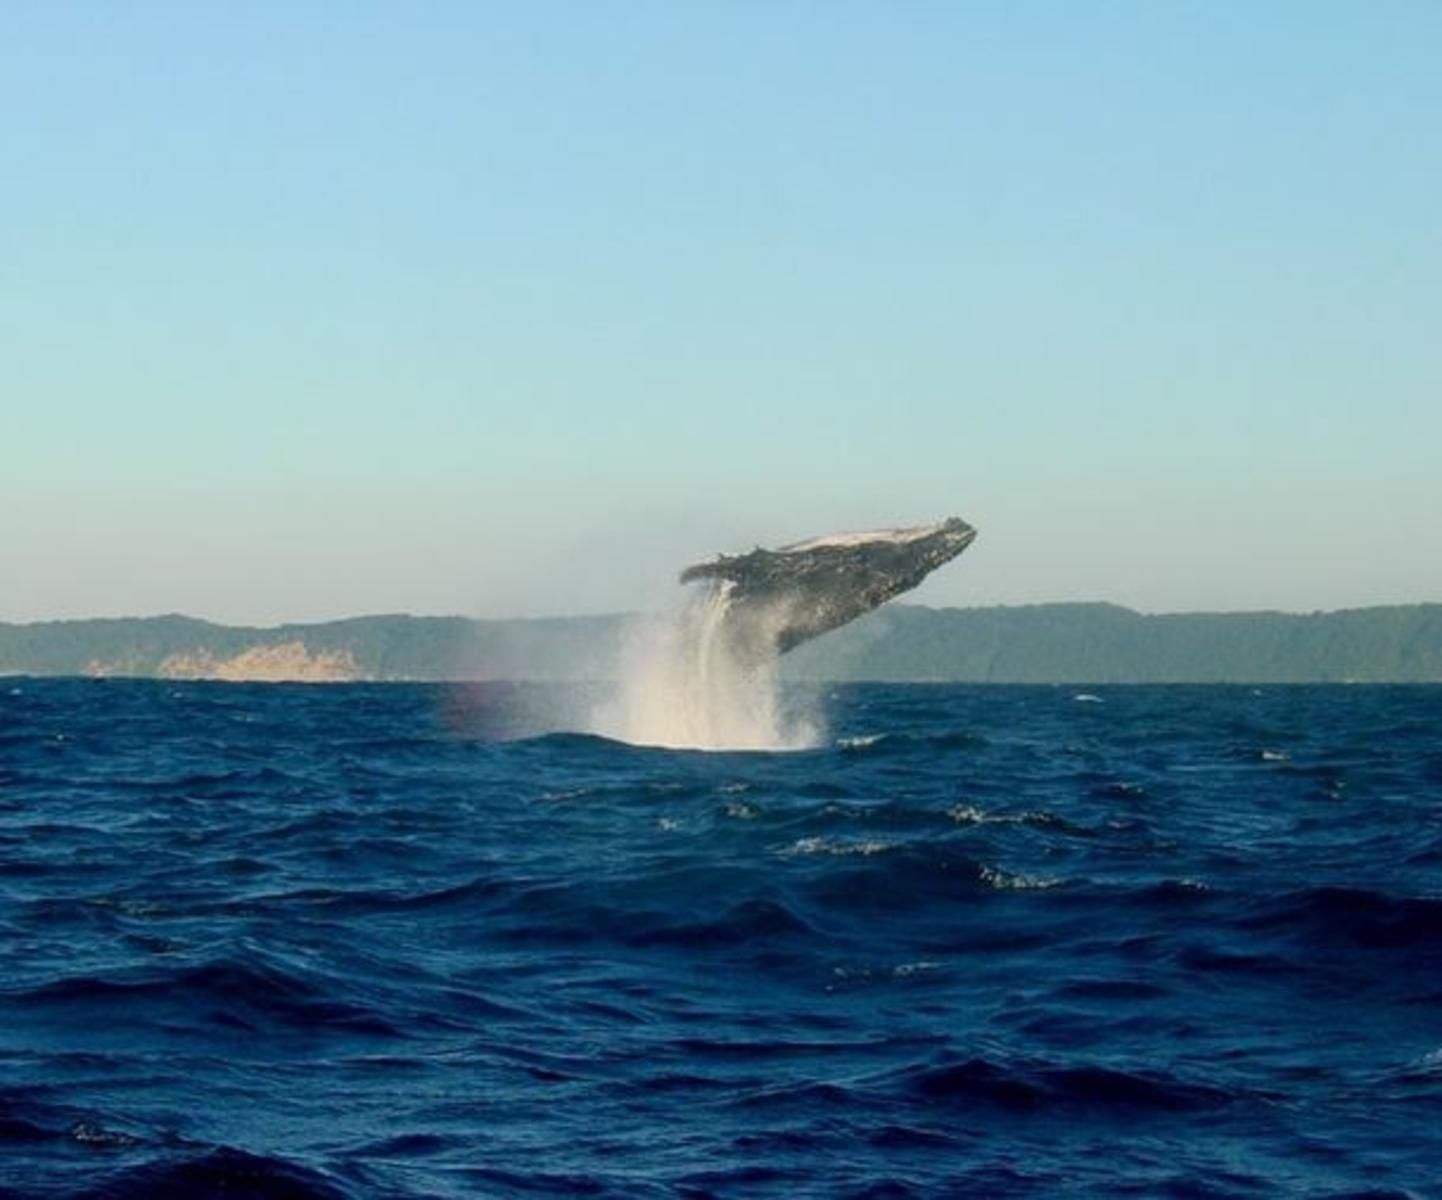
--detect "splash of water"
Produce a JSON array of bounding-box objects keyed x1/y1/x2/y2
[{"x1": 590, "y1": 585, "x2": 822, "y2": 751}]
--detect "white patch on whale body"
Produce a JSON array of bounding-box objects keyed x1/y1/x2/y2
[{"x1": 780, "y1": 521, "x2": 948, "y2": 553}]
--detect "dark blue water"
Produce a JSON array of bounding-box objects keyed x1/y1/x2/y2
[{"x1": 1, "y1": 679, "x2": 1439, "y2": 1199}]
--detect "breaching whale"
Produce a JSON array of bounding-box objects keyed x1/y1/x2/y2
[{"x1": 679, "y1": 517, "x2": 977, "y2": 663}]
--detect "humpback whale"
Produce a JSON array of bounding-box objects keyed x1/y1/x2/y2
[{"x1": 679, "y1": 517, "x2": 977, "y2": 663}]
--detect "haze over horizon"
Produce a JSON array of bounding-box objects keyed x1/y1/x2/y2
[
  {"x1": 8, "y1": 593, "x2": 1442, "y2": 633},
  {"x1": 6, "y1": 4, "x2": 1439, "y2": 626}
]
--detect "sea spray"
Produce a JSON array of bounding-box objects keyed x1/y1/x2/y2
[{"x1": 590, "y1": 584, "x2": 822, "y2": 750}]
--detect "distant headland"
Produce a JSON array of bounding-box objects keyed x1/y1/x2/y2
[{"x1": 2, "y1": 604, "x2": 1440, "y2": 684}]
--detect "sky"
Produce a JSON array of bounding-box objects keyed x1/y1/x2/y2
[{"x1": 4, "y1": 2, "x2": 1439, "y2": 624}]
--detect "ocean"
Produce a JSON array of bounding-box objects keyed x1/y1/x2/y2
[{"x1": 1, "y1": 678, "x2": 1439, "y2": 1198}]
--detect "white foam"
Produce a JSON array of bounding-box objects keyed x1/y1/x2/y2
[
  {"x1": 587, "y1": 585, "x2": 822, "y2": 751},
  {"x1": 979, "y1": 864, "x2": 1062, "y2": 891},
  {"x1": 780, "y1": 836, "x2": 893, "y2": 857}
]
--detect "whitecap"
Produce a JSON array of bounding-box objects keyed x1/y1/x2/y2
[
  {"x1": 780, "y1": 836, "x2": 893, "y2": 858},
  {"x1": 979, "y1": 864, "x2": 1062, "y2": 891},
  {"x1": 893, "y1": 961, "x2": 942, "y2": 978}
]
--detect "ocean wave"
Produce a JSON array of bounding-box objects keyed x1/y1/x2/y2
[
  {"x1": 237, "y1": 874, "x2": 518, "y2": 917},
  {"x1": 896, "y1": 1054, "x2": 1241, "y2": 1115},
  {"x1": 625, "y1": 897, "x2": 818, "y2": 949},
  {"x1": 948, "y1": 803, "x2": 1096, "y2": 837},
  {"x1": 4, "y1": 679, "x2": 1439, "y2": 1197},
  {"x1": 836, "y1": 728, "x2": 989, "y2": 756},
  {"x1": 74, "y1": 1147, "x2": 353, "y2": 1200},
  {"x1": 11, "y1": 957, "x2": 402, "y2": 1037},
  {"x1": 792, "y1": 842, "x2": 1057, "y2": 914},
  {"x1": 1239, "y1": 885, "x2": 1442, "y2": 952}
]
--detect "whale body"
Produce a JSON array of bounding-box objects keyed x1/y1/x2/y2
[{"x1": 679, "y1": 517, "x2": 977, "y2": 662}]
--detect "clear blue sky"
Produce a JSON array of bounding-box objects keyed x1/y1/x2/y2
[{"x1": 5, "y1": 3, "x2": 1439, "y2": 623}]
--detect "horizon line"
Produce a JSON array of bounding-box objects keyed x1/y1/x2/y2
[{"x1": 6, "y1": 598, "x2": 1441, "y2": 631}]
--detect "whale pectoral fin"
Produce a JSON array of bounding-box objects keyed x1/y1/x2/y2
[
  {"x1": 680, "y1": 548, "x2": 775, "y2": 587},
  {"x1": 679, "y1": 560, "x2": 726, "y2": 585}
]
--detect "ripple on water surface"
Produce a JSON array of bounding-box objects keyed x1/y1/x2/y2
[{"x1": 0, "y1": 680, "x2": 1439, "y2": 1197}]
